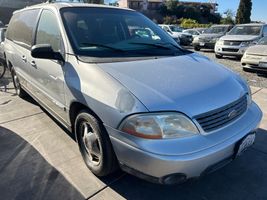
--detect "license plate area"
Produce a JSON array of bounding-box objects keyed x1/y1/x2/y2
[{"x1": 234, "y1": 133, "x2": 256, "y2": 158}]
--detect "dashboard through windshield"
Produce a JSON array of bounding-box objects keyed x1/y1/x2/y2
[{"x1": 61, "y1": 7, "x2": 190, "y2": 58}]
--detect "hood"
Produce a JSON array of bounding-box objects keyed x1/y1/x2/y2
[
  {"x1": 220, "y1": 35, "x2": 260, "y2": 41},
  {"x1": 173, "y1": 32, "x2": 192, "y2": 37},
  {"x1": 97, "y1": 53, "x2": 246, "y2": 118},
  {"x1": 199, "y1": 33, "x2": 224, "y2": 39},
  {"x1": 246, "y1": 45, "x2": 267, "y2": 56}
]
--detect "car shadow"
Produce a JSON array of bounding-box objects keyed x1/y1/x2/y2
[
  {"x1": 103, "y1": 128, "x2": 267, "y2": 200},
  {"x1": 0, "y1": 126, "x2": 84, "y2": 200}
]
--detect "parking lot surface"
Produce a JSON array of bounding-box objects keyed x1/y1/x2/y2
[{"x1": 0, "y1": 61, "x2": 267, "y2": 199}]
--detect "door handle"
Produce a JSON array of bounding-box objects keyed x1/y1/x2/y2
[
  {"x1": 21, "y1": 55, "x2": 27, "y2": 62},
  {"x1": 31, "y1": 61, "x2": 36, "y2": 68}
]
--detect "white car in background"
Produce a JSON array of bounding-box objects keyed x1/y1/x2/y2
[
  {"x1": 159, "y1": 24, "x2": 192, "y2": 45},
  {"x1": 215, "y1": 23, "x2": 267, "y2": 59},
  {"x1": 242, "y1": 36, "x2": 267, "y2": 74}
]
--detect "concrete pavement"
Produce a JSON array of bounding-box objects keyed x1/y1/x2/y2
[{"x1": 0, "y1": 73, "x2": 267, "y2": 200}]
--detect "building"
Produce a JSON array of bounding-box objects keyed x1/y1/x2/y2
[
  {"x1": 118, "y1": 0, "x2": 218, "y2": 13},
  {"x1": 0, "y1": 0, "x2": 43, "y2": 24}
]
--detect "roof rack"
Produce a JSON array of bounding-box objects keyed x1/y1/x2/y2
[{"x1": 47, "y1": 0, "x2": 85, "y2": 3}]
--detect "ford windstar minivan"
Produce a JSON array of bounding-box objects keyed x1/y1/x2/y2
[{"x1": 5, "y1": 3, "x2": 262, "y2": 184}]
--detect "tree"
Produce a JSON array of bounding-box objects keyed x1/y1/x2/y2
[
  {"x1": 236, "y1": 0, "x2": 252, "y2": 24},
  {"x1": 221, "y1": 9, "x2": 235, "y2": 24}
]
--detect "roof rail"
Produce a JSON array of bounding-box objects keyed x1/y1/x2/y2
[{"x1": 46, "y1": 0, "x2": 85, "y2": 3}]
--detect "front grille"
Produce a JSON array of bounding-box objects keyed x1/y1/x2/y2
[
  {"x1": 224, "y1": 41, "x2": 242, "y2": 46},
  {"x1": 222, "y1": 48, "x2": 239, "y2": 52},
  {"x1": 195, "y1": 95, "x2": 247, "y2": 132}
]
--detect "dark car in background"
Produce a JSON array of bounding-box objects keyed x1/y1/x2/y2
[{"x1": 193, "y1": 25, "x2": 233, "y2": 51}]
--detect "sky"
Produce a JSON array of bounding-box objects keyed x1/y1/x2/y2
[{"x1": 177, "y1": 0, "x2": 267, "y2": 23}]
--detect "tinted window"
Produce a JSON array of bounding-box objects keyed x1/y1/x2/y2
[
  {"x1": 6, "y1": 9, "x2": 39, "y2": 48},
  {"x1": 35, "y1": 10, "x2": 62, "y2": 52},
  {"x1": 263, "y1": 26, "x2": 267, "y2": 35}
]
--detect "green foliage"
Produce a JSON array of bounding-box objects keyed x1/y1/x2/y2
[
  {"x1": 160, "y1": 2, "x2": 221, "y2": 24},
  {"x1": 236, "y1": 0, "x2": 252, "y2": 24},
  {"x1": 162, "y1": 17, "x2": 211, "y2": 29},
  {"x1": 180, "y1": 18, "x2": 211, "y2": 29}
]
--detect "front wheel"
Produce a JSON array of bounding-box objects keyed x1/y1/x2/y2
[
  {"x1": 215, "y1": 54, "x2": 223, "y2": 59},
  {"x1": 75, "y1": 110, "x2": 118, "y2": 176},
  {"x1": 194, "y1": 46, "x2": 201, "y2": 51}
]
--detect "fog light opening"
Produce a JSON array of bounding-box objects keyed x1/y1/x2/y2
[{"x1": 161, "y1": 173, "x2": 187, "y2": 185}]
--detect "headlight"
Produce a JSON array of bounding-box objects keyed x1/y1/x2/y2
[
  {"x1": 216, "y1": 40, "x2": 224, "y2": 45},
  {"x1": 237, "y1": 76, "x2": 252, "y2": 105},
  {"x1": 193, "y1": 36, "x2": 199, "y2": 42},
  {"x1": 241, "y1": 40, "x2": 258, "y2": 47},
  {"x1": 259, "y1": 62, "x2": 267, "y2": 68},
  {"x1": 119, "y1": 113, "x2": 199, "y2": 139},
  {"x1": 211, "y1": 37, "x2": 219, "y2": 42}
]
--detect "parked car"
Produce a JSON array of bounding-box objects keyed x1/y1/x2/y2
[
  {"x1": 215, "y1": 23, "x2": 267, "y2": 59},
  {"x1": 193, "y1": 25, "x2": 233, "y2": 51},
  {"x1": 159, "y1": 24, "x2": 193, "y2": 45},
  {"x1": 183, "y1": 29, "x2": 202, "y2": 39},
  {"x1": 242, "y1": 36, "x2": 267, "y2": 74},
  {"x1": 5, "y1": 3, "x2": 262, "y2": 184}
]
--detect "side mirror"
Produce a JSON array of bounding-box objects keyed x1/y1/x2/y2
[{"x1": 31, "y1": 44, "x2": 64, "y2": 62}]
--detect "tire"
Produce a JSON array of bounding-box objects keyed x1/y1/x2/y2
[
  {"x1": 75, "y1": 110, "x2": 118, "y2": 176},
  {"x1": 11, "y1": 67, "x2": 27, "y2": 98},
  {"x1": 215, "y1": 54, "x2": 223, "y2": 59},
  {"x1": 0, "y1": 60, "x2": 6, "y2": 79},
  {"x1": 194, "y1": 46, "x2": 200, "y2": 51}
]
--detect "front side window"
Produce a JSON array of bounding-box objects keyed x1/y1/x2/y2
[
  {"x1": 61, "y1": 7, "x2": 188, "y2": 58},
  {"x1": 35, "y1": 10, "x2": 62, "y2": 52},
  {"x1": 228, "y1": 25, "x2": 262, "y2": 36}
]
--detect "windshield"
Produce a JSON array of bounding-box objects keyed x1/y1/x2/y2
[
  {"x1": 61, "y1": 7, "x2": 189, "y2": 58},
  {"x1": 258, "y1": 37, "x2": 267, "y2": 45},
  {"x1": 228, "y1": 25, "x2": 262, "y2": 35},
  {"x1": 169, "y1": 25, "x2": 182, "y2": 32},
  {"x1": 203, "y1": 26, "x2": 228, "y2": 34}
]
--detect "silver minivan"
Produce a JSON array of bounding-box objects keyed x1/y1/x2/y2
[{"x1": 5, "y1": 3, "x2": 262, "y2": 184}]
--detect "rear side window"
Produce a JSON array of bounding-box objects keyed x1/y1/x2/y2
[
  {"x1": 263, "y1": 26, "x2": 267, "y2": 36},
  {"x1": 35, "y1": 10, "x2": 62, "y2": 52},
  {"x1": 6, "y1": 9, "x2": 39, "y2": 48}
]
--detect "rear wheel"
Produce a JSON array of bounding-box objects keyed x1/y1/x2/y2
[
  {"x1": 0, "y1": 60, "x2": 6, "y2": 79},
  {"x1": 11, "y1": 68, "x2": 27, "y2": 98},
  {"x1": 194, "y1": 46, "x2": 200, "y2": 51},
  {"x1": 75, "y1": 110, "x2": 118, "y2": 176}
]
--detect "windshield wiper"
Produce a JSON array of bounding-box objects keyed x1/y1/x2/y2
[
  {"x1": 80, "y1": 42, "x2": 125, "y2": 52},
  {"x1": 129, "y1": 42, "x2": 173, "y2": 50}
]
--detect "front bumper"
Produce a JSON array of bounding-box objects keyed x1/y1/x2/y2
[
  {"x1": 215, "y1": 44, "x2": 248, "y2": 56},
  {"x1": 193, "y1": 41, "x2": 215, "y2": 49},
  {"x1": 106, "y1": 102, "x2": 262, "y2": 184}
]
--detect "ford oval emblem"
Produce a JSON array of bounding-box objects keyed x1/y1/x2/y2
[{"x1": 228, "y1": 110, "x2": 238, "y2": 119}]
